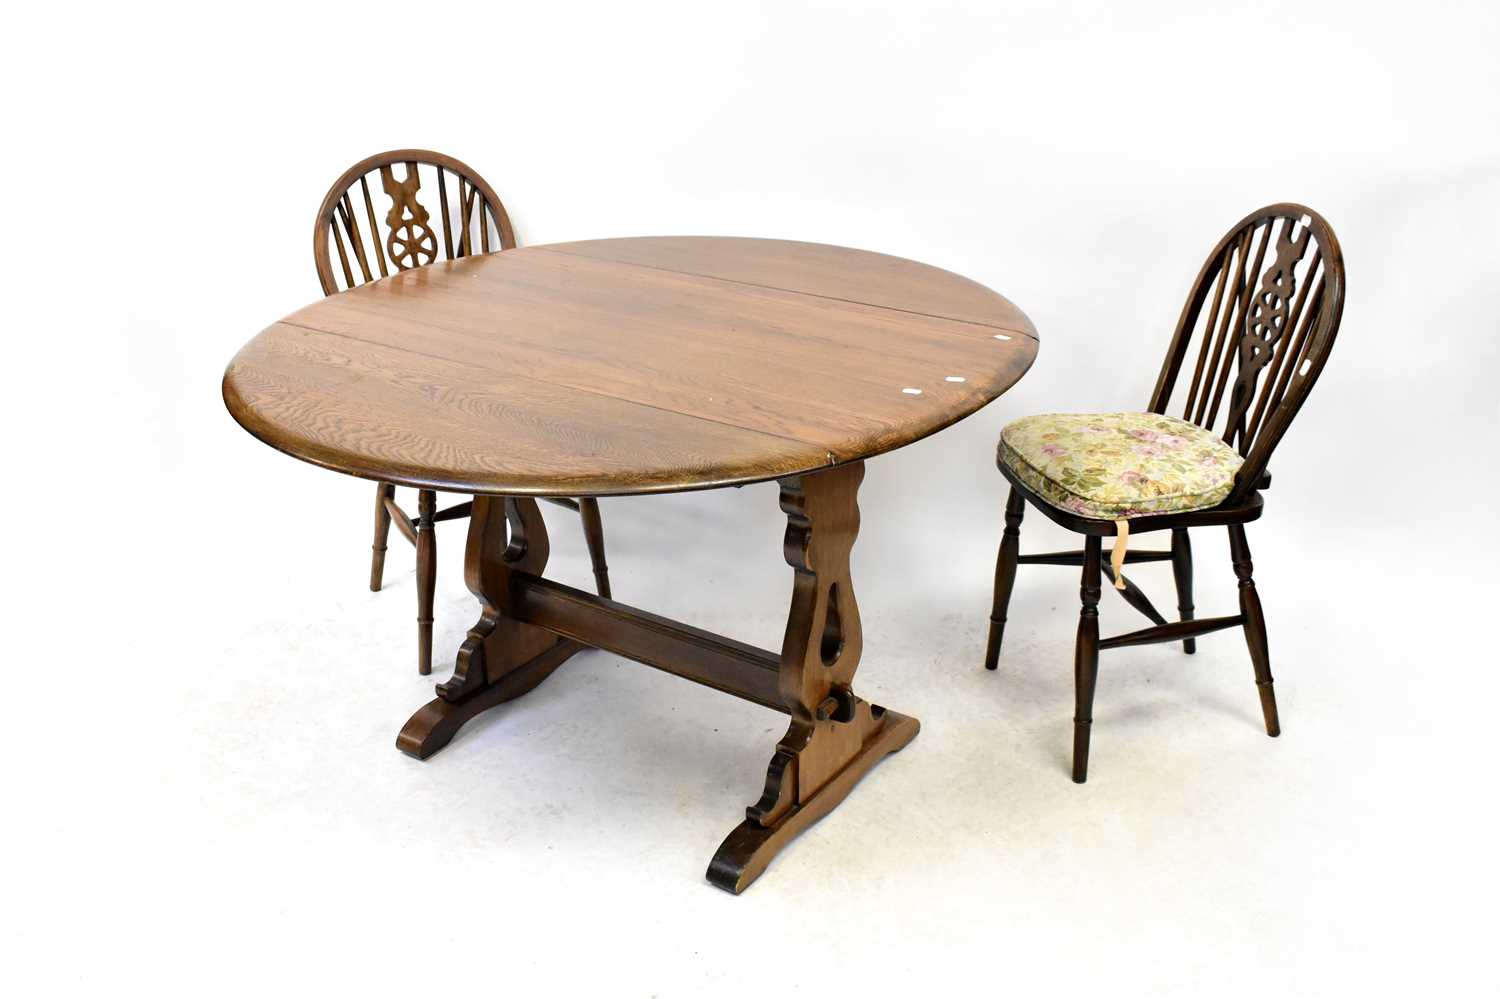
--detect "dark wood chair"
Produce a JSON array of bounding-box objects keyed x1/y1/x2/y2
[
  {"x1": 312, "y1": 149, "x2": 612, "y2": 675},
  {"x1": 983, "y1": 203, "x2": 1345, "y2": 782}
]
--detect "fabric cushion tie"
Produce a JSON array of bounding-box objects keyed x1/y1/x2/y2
[{"x1": 1110, "y1": 519, "x2": 1129, "y2": 590}]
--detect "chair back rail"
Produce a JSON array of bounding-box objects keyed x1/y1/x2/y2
[
  {"x1": 1147, "y1": 203, "x2": 1345, "y2": 504},
  {"x1": 312, "y1": 149, "x2": 515, "y2": 296}
]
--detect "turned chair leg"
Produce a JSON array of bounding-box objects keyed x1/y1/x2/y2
[
  {"x1": 1228, "y1": 524, "x2": 1280, "y2": 737},
  {"x1": 370, "y1": 482, "x2": 395, "y2": 591},
  {"x1": 984, "y1": 487, "x2": 1026, "y2": 670},
  {"x1": 1170, "y1": 527, "x2": 1196, "y2": 654},
  {"x1": 578, "y1": 497, "x2": 611, "y2": 599},
  {"x1": 1072, "y1": 536, "x2": 1102, "y2": 783},
  {"x1": 416, "y1": 490, "x2": 437, "y2": 676}
]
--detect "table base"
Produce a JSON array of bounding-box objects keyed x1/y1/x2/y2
[
  {"x1": 707, "y1": 700, "x2": 917, "y2": 893},
  {"x1": 394, "y1": 461, "x2": 918, "y2": 894}
]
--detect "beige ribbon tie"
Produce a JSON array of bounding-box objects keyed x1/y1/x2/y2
[{"x1": 1110, "y1": 519, "x2": 1129, "y2": 590}]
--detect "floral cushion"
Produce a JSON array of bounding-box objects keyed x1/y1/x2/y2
[{"x1": 998, "y1": 412, "x2": 1244, "y2": 520}]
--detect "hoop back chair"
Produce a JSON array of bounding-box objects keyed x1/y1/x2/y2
[
  {"x1": 313, "y1": 149, "x2": 612, "y2": 675},
  {"x1": 983, "y1": 203, "x2": 1345, "y2": 782}
]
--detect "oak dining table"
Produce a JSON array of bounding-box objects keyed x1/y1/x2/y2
[{"x1": 222, "y1": 236, "x2": 1037, "y2": 893}]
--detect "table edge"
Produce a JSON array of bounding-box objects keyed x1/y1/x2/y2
[{"x1": 221, "y1": 331, "x2": 1038, "y2": 497}]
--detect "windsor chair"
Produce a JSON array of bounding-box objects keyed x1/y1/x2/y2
[
  {"x1": 312, "y1": 149, "x2": 612, "y2": 675},
  {"x1": 983, "y1": 203, "x2": 1345, "y2": 783}
]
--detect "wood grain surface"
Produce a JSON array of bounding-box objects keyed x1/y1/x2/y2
[{"x1": 224, "y1": 237, "x2": 1038, "y2": 495}]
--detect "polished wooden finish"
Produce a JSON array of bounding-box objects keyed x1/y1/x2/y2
[
  {"x1": 1170, "y1": 528, "x2": 1196, "y2": 654},
  {"x1": 538, "y1": 235, "x2": 1036, "y2": 330},
  {"x1": 1097, "y1": 614, "x2": 1245, "y2": 651},
  {"x1": 310, "y1": 150, "x2": 610, "y2": 674},
  {"x1": 709, "y1": 462, "x2": 918, "y2": 893},
  {"x1": 983, "y1": 488, "x2": 1025, "y2": 669},
  {"x1": 1072, "y1": 537, "x2": 1102, "y2": 783},
  {"x1": 396, "y1": 494, "x2": 583, "y2": 759},
  {"x1": 415, "y1": 489, "x2": 436, "y2": 676},
  {"x1": 1151, "y1": 206, "x2": 1344, "y2": 501},
  {"x1": 516, "y1": 576, "x2": 783, "y2": 710},
  {"x1": 226, "y1": 234, "x2": 1033, "y2": 892},
  {"x1": 313, "y1": 149, "x2": 514, "y2": 296},
  {"x1": 226, "y1": 237, "x2": 1038, "y2": 495},
  {"x1": 985, "y1": 204, "x2": 1344, "y2": 781},
  {"x1": 1229, "y1": 524, "x2": 1280, "y2": 736},
  {"x1": 394, "y1": 463, "x2": 918, "y2": 893},
  {"x1": 370, "y1": 482, "x2": 395, "y2": 589},
  {"x1": 577, "y1": 497, "x2": 611, "y2": 599},
  {"x1": 1017, "y1": 549, "x2": 1173, "y2": 566}
]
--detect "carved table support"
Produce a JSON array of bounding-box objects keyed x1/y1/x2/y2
[
  {"x1": 707, "y1": 462, "x2": 919, "y2": 893},
  {"x1": 395, "y1": 461, "x2": 918, "y2": 894},
  {"x1": 396, "y1": 495, "x2": 581, "y2": 760}
]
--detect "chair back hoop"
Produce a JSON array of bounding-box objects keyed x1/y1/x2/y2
[
  {"x1": 312, "y1": 149, "x2": 516, "y2": 296},
  {"x1": 1147, "y1": 203, "x2": 1345, "y2": 505}
]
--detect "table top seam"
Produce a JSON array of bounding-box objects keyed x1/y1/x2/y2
[
  {"x1": 310, "y1": 289, "x2": 1024, "y2": 400},
  {"x1": 531, "y1": 245, "x2": 1040, "y2": 340},
  {"x1": 276, "y1": 320, "x2": 842, "y2": 463}
]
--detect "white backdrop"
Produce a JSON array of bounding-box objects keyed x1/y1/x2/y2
[{"x1": 4, "y1": 2, "x2": 1498, "y2": 995}]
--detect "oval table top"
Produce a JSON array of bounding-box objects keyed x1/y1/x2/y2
[{"x1": 223, "y1": 236, "x2": 1038, "y2": 496}]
